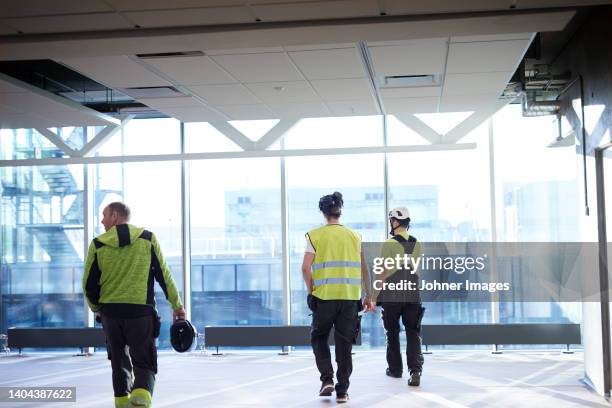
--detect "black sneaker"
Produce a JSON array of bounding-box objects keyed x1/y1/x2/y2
[
  {"x1": 319, "y1": 382, "x2": 334, "y2": 397},
  {"x1": 408, "y1": 371, "x2": 421, "y2": 387},
  {"x1": 386, "y1": 368, "x2": 402, "y2": 378},
  {"x1": 336, "y1": 393, "x2": 349, "y2": 403}
]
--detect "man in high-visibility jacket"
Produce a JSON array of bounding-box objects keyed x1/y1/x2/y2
[
  {"x1": 83, "y1": 202, "x2": 185, "y2": 408},
  {"x1": 372, "y1": 206, "x2": 425, "y2": 386},
  {"x1": 302, "y1": 191, "x2": 375, "y2": 404}
]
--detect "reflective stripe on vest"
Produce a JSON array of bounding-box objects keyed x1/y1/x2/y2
[
  {"x1": 313, "y1": 277, "x2": 361, "y2": 286},
  {"x1": 307, "y1": 224, "x2": 361, "y2": 300}
]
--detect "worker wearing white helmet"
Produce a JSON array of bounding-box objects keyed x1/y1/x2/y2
[{"x1": 372, "y1": 206, "x2": 425, "y2": 386}]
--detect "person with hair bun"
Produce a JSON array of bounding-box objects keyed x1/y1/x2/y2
[{"x1": 302, "y1": 191, "x2": 375, "y2": 403}]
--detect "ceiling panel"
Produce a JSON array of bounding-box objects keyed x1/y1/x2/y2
[
  {"x1": 1, "y1": 114, "x2": 60, "y2": 129},
  {"x1": 310, "y1": 78, "x2": 372, "y2": 101},
  {"x1": 439, "y1": 94, "x2": 502, "y2": 112},
  {"x1": 369, "y1": 39, "x2": 447, "y2": 77},
  {"x1": 0, "y1": 24, "x2": 18, "y2": 34},
  {"x1": 189, "y1": 84, "x2": 260, "y2": 105},
  {"x1": 381, "y1": 86, "x2": 440, "y2": 98},
  {"x1": 382, "y1": 0, "x2": 509, "y2": 15},
  {"x1": 53, "y1": 111, "x2": 114, "y2": 126},
  {"x1": 124, "y1": 6, "x2": 253, "y2": 28},
  {"x1": 326, "y1": 100, "x2": 379, "y2": 116},
  {"x1": 252, "y1": 0, "x2": 379, "y2": 22},
  {"x1": 250, "y1": 0, "x2": 323, "y2": 3},
  {"x1": 215, "y1": 104, "x2": 277, "y2": 120},
  {"x1": 211, "y1": 53, "x2": 303, "y2": 83},
  {"x1": 159, "y1": 106, "x2": 219, "y2": 122},
  {"x1": 283, "y1": 43, "x2": 356, "y2": 52},
  {"x1": 59, "y1": 56, "x2": 170, "y2": 88},
  {"x1": 451, "y1": 33, "x2": 534, "y2": 43},
  {"x1": 0, "y1": 103, "x2": 20, "y2": 114},
  {"x1": 288, "y1": 48, "x2": 365, "y2": 80},
  {"x1": 507, "y1": 0, "x2": 612, "y2": 8},
  {"x1": 268, "y1": 102, "x2": 330, "y2": 118},
  {"x1": 5, "y1": 13, "x2": 132, "y2": 34},
  {"x1": 105, "y1": 0, "x2": 245, "y2": 11},
  {"x1": 205, "y1": 47, "x2": 286, "y2": 55},
  {"x1": 443, "y1": 71, "x2": 513, "y2": 96},
  {"x1": 246, "y1": 81, "x2": 320, "y2": 103},
  {"x1": 143, "y1": 56, "x2": 236, "y2": 86},
  {"x1": 446, "y1": 39, "x2": 531, "y2": 74},
  {"x1": 0, "y1": 0, "x2": 113, "y2": 18},
  {"x1": 383, "y1": 97, "x2": 439, "y2": 114},
  {"x1": 7, "y1": 92, "x2": 76, "y2": 113},
  {"x1": 0, "y1": 81, "x2": 27, "y2": 94},
  {"x1": 138, "y1": 96, "x2": 205, "y2": 109}
]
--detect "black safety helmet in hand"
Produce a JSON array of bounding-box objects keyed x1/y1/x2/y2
[{"x1": 170, "y1": 319, "x2": 196, "y2": 353}]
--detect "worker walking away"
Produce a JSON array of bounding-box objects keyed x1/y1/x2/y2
[
  {"x1": 302, "y1": 191, "x2": 375, "y2": 403},
  {"x1": 83, "y1": 202, "x2": 185, "y2": 408},
  {"x1": 372, "y1": 207, "x2": 425, "y2": 386}
]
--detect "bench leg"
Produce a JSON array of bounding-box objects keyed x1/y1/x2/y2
[
  {"x1": 212, "y1": 346, "x2": 223, "y2": 356},
  {"x1": 278, "y1": 346, "x2": 289, "y2": 355},
  {"x1": 491, "y1": 344, "x2": 503, "y2": 354},
  {"x1": 74, "y1": 348, "x2": 93, "y2": 357},
  {"x1": 423, "y1": 344, "x2": 433, "y2": 355},
  {"x1": 563, "y1": 344, "x2": 574, "y2": 354}
]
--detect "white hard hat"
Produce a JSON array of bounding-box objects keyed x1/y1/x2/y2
[{"x1": 388, "y1": 206, "x2": 410, "y2": 220}]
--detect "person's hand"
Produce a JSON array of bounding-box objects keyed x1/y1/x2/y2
[
  {"x1": 364, "y1": 298, "x2": 376, "y2": 313},
  {"x1": 173, "y1": 308, "x2": 186, "y2": 322}
]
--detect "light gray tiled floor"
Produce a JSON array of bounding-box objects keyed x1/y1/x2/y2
[{"x1": 0, "y1": 350, "x2": 607, "y2": 407}]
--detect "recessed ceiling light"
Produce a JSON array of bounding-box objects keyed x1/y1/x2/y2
[
  {"x1": 136, "y1": 51, "x2": 205, "y2": 59},
  {"x1": 379, "y1": 74, "x2": 440, "y2": 88}
]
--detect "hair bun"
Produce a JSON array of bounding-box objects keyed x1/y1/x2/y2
[
  {"x1": 319, "y1": 191, "x2": 344, "y2": 217},
  {"x1": 332, "y1": 192, "x2": 343, "y2": 206}
]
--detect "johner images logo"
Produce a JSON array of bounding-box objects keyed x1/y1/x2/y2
[{"x1": 371, "y1": 252, "x2": 511, "y2": 294}]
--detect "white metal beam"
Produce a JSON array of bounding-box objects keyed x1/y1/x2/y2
[
  {"x1": 254, "y1": 119, "x2": 300, "y2": 150},
  {"x1": 35, "y1": 127, "x2": 78, "y2": 156},
  {"x1": 0, "y1": 143, "x2": 477, "y2": 167},
  {"x1": 443, "y1": 99, "x2": 511, "y2": 144},
  {"x1": 393, "y1": 113, "x2": 443, "y2": 144},
  {"x1": 76, "y1": 116, "x2": 133, "y2": 157},
  {"x1": 208, "y1": 121, "x2": 255, "y2": 151}
]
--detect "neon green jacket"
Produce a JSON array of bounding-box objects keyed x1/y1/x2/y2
[{"x1": 82, "y1": 224, "x2": 183, "y2": 313}]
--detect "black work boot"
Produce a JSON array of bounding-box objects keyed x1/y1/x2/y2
[
  {"x1": 319, "y1": 382, "x2": 334, "y2": 396},
  {"x1": 385, "y1": 368, "x2": 402, "y2": 378},
  {"x1": 408, "y1": 371, "x2": 421, "y2": 387}
]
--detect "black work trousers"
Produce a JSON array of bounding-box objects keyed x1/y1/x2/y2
[
  {"x1": 101, "y1": 315, "x2": 158, "y2": 397},
  {"x1": 381, "y1": 302, "x2": 425, "y2": 375},
  {"x1": 309, "y1": 296, "x2": 359, "y2": 394}
]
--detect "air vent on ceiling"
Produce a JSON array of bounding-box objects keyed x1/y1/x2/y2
[
  {"x1": 378, "y1": 74, "x2": 440, "y2": 88},
  {"x1": 136, "y1": 51, "x2": 205, "y2": 59},
  {"x1": 119, "y1": 86, "x2": 187, "y2": 99}
]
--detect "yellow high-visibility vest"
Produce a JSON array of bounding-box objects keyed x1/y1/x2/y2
[{"x1": 306, "y1": 224, "x2": 361, "y2": 300}]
